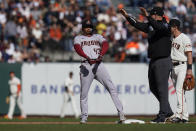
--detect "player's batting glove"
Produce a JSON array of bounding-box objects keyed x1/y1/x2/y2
[
  {"x1": 96, "y1": 55, "x2": 103, "y2": 63},
  {"x1": 89, "y1": 60, "x2": 95, "y2": 65},
  {"x1": 87, "y1": 57, "x2": 96, "y2": 65}
]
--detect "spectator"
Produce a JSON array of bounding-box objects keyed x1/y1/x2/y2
[
  {"x1": 17, "y1": 22, "x2": 29, "y2": 48},
  {"x1": 139, "y1": 41, "x2": 149, "y2": 63},
  {"x1": 32, "y1": 23, "x2": 43, "y2": 49},
  {"x1": 0, "y1": 0, "x2": 195, "y2": 63},
  {"x1": 7, "y1": 55, "x2": 16, "y2": 63},
  {"x1": 5, "y1": 41, "x2": 15, "y2": 57},
  {"x1": 19, "y1": 4, "x2": 31, "y2": 20},
  {"x1": 176, "y1": 0, "x2": 187, "y2": 18},
  {"x1": 96, "y1": 20, "x2": 107, "y2": 35},
  {"x1": 49, "y1": 23, "x2": 62, "y2": 42},
  {"x1": 125, "y1": 32, "x2": 140, "y2": 61},
  {"x1": 4, "y1": 17, "x2": 17, "y2": 43},
  {"x1": 13, "y1": 48, "x2": 23, "y2": 62}
]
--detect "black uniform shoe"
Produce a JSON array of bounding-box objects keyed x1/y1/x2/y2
[
  {"x1": 166, "y1": 113, "x2": 174, "y2": 122},
  {"x1": 116, "y1": 119, "x2": 125, "y2": 124},
  {"x1": 172, "y1": 117, "x2": 189, "y2": 123},
  {"x1": 172, "y1": 117, "x2": 182, "y2": 123},
  {"x1": 150, "y1": 115, "x2": 166, "y2": 123},
  {"x1": 181, "y1": 119, "x2": 189, "y2": 123},
  {"x1": 166, "y1": 112, "x2": 174, "y2": 118}
]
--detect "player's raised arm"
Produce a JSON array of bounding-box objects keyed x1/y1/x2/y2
[{"x1": 120, "y1": 8, "x2": 149, "y2": 33}]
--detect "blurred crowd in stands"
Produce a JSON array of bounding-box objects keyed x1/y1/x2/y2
[{"x1": 0, "y1": 0, "x2": 196, "y2": 63}]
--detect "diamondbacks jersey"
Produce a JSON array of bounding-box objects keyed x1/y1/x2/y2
[
  {"x1": 8, "y1": 77, "x2": 20, "y2": 94},
  {"x1": 65, "y1": 77, "x2": 74, "y2": 92},
  {"x1": 171, "y1": 33, "x2": 192, "y2": 62},
  {"x1": 74, "y1": 34, "x2": 106, "y2": 60}
]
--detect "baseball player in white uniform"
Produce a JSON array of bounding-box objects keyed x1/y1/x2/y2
[
  {"x1": 74, "y1": 19, "x2": 125, "y2": 124},
  {"x1": 4, "y1": 71, "x2": 26, "y2": 119},
  {"x1": 169, "y1": 19, "x2": 193, "y2": 123},
  {"x1": 60, "y1": 72, "x2": 79, "y2": 118}
]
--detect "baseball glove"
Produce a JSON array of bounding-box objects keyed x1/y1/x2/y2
[
  {"x1": 5, "y1": 96, "x2": 10, "y2": 104},
  {"x1": 183, "y1": 74, "x2": 195, "y2": 91}
]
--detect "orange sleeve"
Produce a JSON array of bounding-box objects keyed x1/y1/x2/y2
[
  {"x1": 56, "y1": 29, "x2": 62, "y2": 40},
  {"x1": 17, "y1": 84, "x2": 21, "y2": 94},
  {"x1": 50, "y1": 28, "x2": 55, "y2": 38}
]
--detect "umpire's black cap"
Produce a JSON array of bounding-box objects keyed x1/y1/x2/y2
[
  {"x1": 82, "y1": 19, "x2": 93, "y2": 29},
  {"x1": 150, "y1": 7, "x2": 164, "y2": 16},
  {"x1": 169, "y1": 19, "x2": 181, "y2": 28}
]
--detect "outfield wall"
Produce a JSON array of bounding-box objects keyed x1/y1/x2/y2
[{"x1": 21, "y1": 63, "x2": 195, "y2": 116}]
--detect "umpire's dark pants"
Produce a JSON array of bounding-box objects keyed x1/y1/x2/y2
[{"x1": 148, "y1": 56, "x2": 173, "y2": 116}]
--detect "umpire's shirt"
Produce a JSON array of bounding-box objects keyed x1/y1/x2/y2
[
  {"x1": 125, "y1": 11, "x2": 173, "y2": 116},
  {"x1": 126, "y1": 16, "x2": 171, "y2": 59}
]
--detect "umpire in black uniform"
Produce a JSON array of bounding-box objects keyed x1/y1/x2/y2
[{"x1": 120, "y1": 7, "x2": 173, "y2": 123}]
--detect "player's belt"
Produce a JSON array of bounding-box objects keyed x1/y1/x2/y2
[
  {"x1": 81, "y1": 60, "x2": 88, "y2": 63},
  {"x1": 82, "y1": 59, "x2": 97, "y2": 64},
  {"x1": 172, "y1": 61, "x2": 186, "y2": 66}
]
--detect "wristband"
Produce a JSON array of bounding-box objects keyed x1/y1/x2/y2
[{"x1": 187, "y1": 64, "x2": 192, "y2": 70}]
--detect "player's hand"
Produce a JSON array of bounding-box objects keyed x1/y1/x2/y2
[
  {"x1": 139, "y1": 7, "x2": 149, "y2": 17},
  {"x1": 89, "y1": 59, "x2": 97, "y2": 65},
  {"x1": 119, "y1": 8, "x2": 129, "y2": 18},
  {"x1": 87, "y1": 57, "x2": 96, "y2": 65},
  {"x1": 186, "y1": 69, "x2": 193, "y2": 78},
  {"x1": 96, "y1": 55, "x2": 103, "y2": 63},
  {"x1": 5, "y1": 96, "x2": 10, "y2": 104}
]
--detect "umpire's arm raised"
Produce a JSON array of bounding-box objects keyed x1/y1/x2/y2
[
  {"x1": 140, "y1": 7, "x2": 170, "y2": 32},
  {"x1": 120, "y1": 8, "x2": 148, "y2": 33}
]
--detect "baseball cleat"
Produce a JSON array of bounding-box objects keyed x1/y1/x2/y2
[
  {"x1": 150, "y1": 115, "x2": 166, "y2": 124},
  {"x1": 171, "y1": 117, "x2": 182, "y2": 123},
  {"x1": 80, "y1": 119, "x2": 87, "y2": 124},
  {"x1": 120, "y1": 114, "x2": 126, "y2": 121},
  {"x1": 116, "y1": 119, "x2": 126, "y2": 124},
  {"x1": 171, "y1": 117, "x2": 189, "y2": 123},
  {"x1": 181, "y1": 119, "x2": 189, "y2": 123},
  {"x1": 165, "y1": 113, "x2": 175, "y2": 122},
  {"x1": 116, "y1": 115, "x2": 126, "y2": 124},
  {"x1": 18, "y1": 115, "x2": 26, "y2": 120},
  {"x1": 4, "y1": 115, "x2": 12, "y2": 120}
]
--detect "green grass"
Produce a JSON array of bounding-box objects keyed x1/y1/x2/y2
[
  {"x1": 0, "y1": 124, "x2": 196, "y2": 131},
  {"x1": 0, "y1": 116, "x2": 196, "y2": 131}
]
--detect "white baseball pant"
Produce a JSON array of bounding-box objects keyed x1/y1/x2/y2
[
  {"x1": 60, "y1": 92, "x2": 79, "y2": 118},
  {"x1": 171, "y1": 63, "x2": 189, "y2": 120},
  {"x1": 80, "y1": 62, "x2": 124, "y2": 120},
  {"x1": 7, "y1": 93, "x2": 26, "y2": 119}
]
